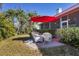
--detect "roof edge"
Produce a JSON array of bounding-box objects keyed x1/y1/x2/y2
[{"x1": 55, "y1": 3, "x2": 79, "y2": 17}]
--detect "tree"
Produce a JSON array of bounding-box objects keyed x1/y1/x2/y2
[
  {"x1": 15, "y1": 9, "x2": 28, "y2": 34},
  {"x1": 27, "y1": 12, "x2": 38, "y2": 33},
  {"x1": 4, "y1": 9, "x2": 15, "y2": 22},
  {"x1": 4, "y1": 9, "x2": 38, "y2": 34}
]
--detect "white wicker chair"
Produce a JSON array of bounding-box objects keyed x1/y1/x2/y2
[
  {"x1": 42, "y1": 32, "x2": 52, "y2": 42},
  {"x1": 31, "y1": 31, "x2": 44, "y2": 43}
]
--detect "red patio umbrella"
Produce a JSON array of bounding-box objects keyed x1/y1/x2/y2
[{"x1": 31, "y1": 16, "x2": 59, "y2": 22}]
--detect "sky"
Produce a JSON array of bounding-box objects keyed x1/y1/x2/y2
[{"x1": 1, "y1": 3, "x2": 74, "y2": 16}]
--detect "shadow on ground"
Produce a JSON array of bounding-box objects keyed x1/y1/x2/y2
[
  {"x1": 13, "y1": 37, "x2": 79, "y2": 56},
  {"x1": 38, "y1": 45, "x2": 79, "y2": 56}
]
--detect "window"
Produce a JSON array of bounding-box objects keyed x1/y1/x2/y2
[{"x1": 60, "y1": 20, "x2": 68, "y2": 28}]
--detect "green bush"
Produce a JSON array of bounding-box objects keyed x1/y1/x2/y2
[
  {"x1": 56, "y1": 27, "x2": 79, "y2": 48},
  {"x1": 0, "y1": 15, "x2": 16, "y2": 40}
]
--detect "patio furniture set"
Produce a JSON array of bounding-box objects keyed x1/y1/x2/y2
[
  {"x1": 31, "y1": 30, "x2": 52, "y2": 43},
  {"x1": 25, "y1": 16, "x2": 59, "y2": 44}
]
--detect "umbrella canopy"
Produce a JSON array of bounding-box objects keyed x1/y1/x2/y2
[{"x1": 31, "y1": 16, "x2": 59, "y2": 22}]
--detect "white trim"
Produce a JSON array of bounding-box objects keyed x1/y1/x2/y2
[
  {"x1": 61, "y1": 20, "x2": 69, "y2": 28},
  {"x1": 60, "y1": 18, "x2": 62, "y2": 28}
]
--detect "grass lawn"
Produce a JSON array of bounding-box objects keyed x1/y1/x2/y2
[
  {"x1": 7, "y1": 34, "x2": 30, "y2": 40},
  {"x1": 0, "y1": 34, "x2": 42, "y2": 56}
]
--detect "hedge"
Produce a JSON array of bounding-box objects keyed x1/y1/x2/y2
[{"x1": 56, "y1": 27, "x2": 79, "y2": 48}]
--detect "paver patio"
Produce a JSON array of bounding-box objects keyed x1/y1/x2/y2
[{"x1": 25, "y1": 41, "x2": 65, "y2": 50}]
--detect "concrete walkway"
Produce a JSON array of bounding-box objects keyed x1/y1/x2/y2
[
  {"x1": 25, "y1": 41, "x2": 65, "y2": 50},
  {"x1": 37, "y1": 41, "x2": 65, "y2": 48}
]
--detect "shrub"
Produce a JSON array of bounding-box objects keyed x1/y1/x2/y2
[
  {"x1": 56, "y1": 27, "x2": 79, "y2": 48},
  {"x1": 0, "y1": 15, "x2": 16, "y2": 39}
]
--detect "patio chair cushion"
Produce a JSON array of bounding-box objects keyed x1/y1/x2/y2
[
  {"x1": 31, "y1": 31, "x2": 44, "y2": 43},
  {"x1": 42, "y1": 32, "x2": 52, "y2": 42}
]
